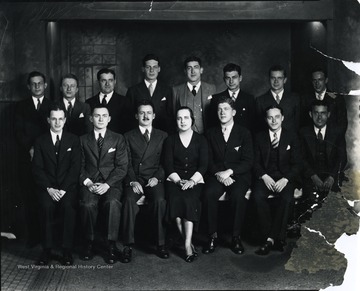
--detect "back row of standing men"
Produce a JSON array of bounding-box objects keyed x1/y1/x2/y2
[{"x1": 15, "y1": 54, "x2": 348, "y2": 266}]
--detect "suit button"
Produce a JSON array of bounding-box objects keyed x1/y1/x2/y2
[
  {"x1": 185, "y1": 164, "x2": 188, "y2": 167},
  {"x1": 139, "y1": 163, "x2": 142, "y2": 166},
  {"x1": 185, "y1": 171, "x2": 188, "y2": 174}
]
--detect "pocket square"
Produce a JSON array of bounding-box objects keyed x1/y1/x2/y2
[
  {"x1": 207, "y1": 95, "x2": 212, "y2": 100},
  {"x1": 67, "y1": 148, "x2": 72, "y2": 152},
  {"x1": 242, "y1": 108, "x2": 246, "y2": 111},
  {"x1": 286, "y1": 145, "x2": 291, "y2": 150},
  {"x1": 161, "y1": 97, "x2": 166, "y2": 101},
  {"x1": 108, "y1": 148, "x2": 116, "y2": 153},
  {"x1": 79, "y1": 113, "x2": 84, "y2": 118},
  {"x1": 234, "y1": 146, "x2": 241, "y2": 152}
]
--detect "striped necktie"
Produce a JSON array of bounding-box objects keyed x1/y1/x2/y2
[
  {"x1": 271, "y1": 132, "x2": 279, "y2": 148},
  {"x1": 98, "y1": 133, "x2": 104, "y2": 152}
]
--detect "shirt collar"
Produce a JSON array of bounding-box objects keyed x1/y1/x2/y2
[
  {"x1": 32, "y1": 96, "x2": 44, "y2": 108},
  {"x1": 315, "y1": 89, "x2": 327, "y2": 100},
  {"x1": 94, "y1": 129, "x2": 107, "y2": 140},
  {"x1": 228, "y1": 89, "x2": 240, "y2": 98},
  {"x1": 50, "y1": 129, "x2": 63, "y2": 144},
  {"x1": 221, "y1": 120, "x2": 234, "y2": 132},
  {"x1": 100, "y1": 91, "x2": 114, "y2": 101},
  {"x1": 314, "y1": 125, "x2": 327, "y2": 136},
  {"x1": 63, "y1": 97, "x2": 75, "y2": 108},
  {"x1": 187, "y1": 81, "x2": 201, "y2": 93},
  {"x1": 144, "y1": 79, "x2": 157, "y2": 89},
  {"x1": 269, "y1": 128, "x2": 282, "y2": 141},
  {"x1": 139, "y1": 125, "x2": 152, "y2": 135},
  {"x1": 270, "y1": 89, "x2": 284, "y2": 100}
]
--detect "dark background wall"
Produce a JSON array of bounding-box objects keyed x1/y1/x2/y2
[{"x1": 1, "y1": 0, "x2": 359, "y2": 239}]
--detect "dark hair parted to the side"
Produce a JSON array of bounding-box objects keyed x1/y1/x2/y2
[
  {"x1": 136, "y1": 99, "x2": 155, "y2": 114},
  {"x1": 223, "y1": 63, "x2": 241, "y2": 76},
  {"x1": 183, "y1": 56, "x2": 202, "y2": 69},
  {"x1": 264, "y1": 104, "x2": 284, "y2": 116},
  {"x1": 269, "y1": 65, "x2": 287, "y2": 78},
  {"x1": 311, "y1": 67, "x2": 328, "y2": 78},
  {"x1": 97, "y1": 68, "x2": 116, "y2": 81},
  {"x1": 61, "y1": 73, "x2": 79, "y2": 86},
  {"x1": 91, "y1": 104, "x2": 110, "y2": 115},
  {"x1": 142, "y1": 54, "x2": 160, "y2": 67},
  {"x1": 310, "y1": 99, "x2": 330, "y2": 111},
  {"x1": 27, "y1": 71, "x2": 46, "y2": 85},
  {"x1": 216, "y1": 96, "x2": 236, "y2": 110},
  {"x1": 176, "y1": 106, "x2": 195, "y2": 126},
  {"x1": 47, "y1": 103, "x2": 66, "y2": 118}
]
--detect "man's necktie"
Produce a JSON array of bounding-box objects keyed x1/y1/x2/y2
[
  {"x1": 317, "y1": 128, "x2": 323, "y2": 140},
  {"x1": 231, "y1": 92, "x2": 236, "y2": 101},
  {"x1": 191, "y1": 86, "x2": 197, "y2": 96},
  {"x1": 54, "y1": 135, "x2": 60, "y2": 155},
  {"x1": 148, "y1": 83, "x2": 154, "y2": 97},
  {"x1": 271, "y1": 132, "x2": 279, "y2": 148},
  {"x1": 143, "y1": 129, "x2": 150, "y2": 143},
  {"x1": 36, "y1": 98, "x2": 41, "y2": 111},
  {"x1": 275, "y1": 94, "x2": 280, "y2": 104},
  {"x1": 98, "y1": 133, "x2": 104, "y2": 152},
  {"x1": 102, "y1": 95, "x2": 107, "y2": 105},
  {"x1": 222, "y1": 127, "x2": 228, "y2": 142},
  {"x1": 67, "y1": 101, "x2": 73, "y2": 117}
]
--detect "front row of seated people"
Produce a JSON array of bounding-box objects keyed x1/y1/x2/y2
[{"x1": 32, "y1": 96, "x2": 344, "y2": 266}]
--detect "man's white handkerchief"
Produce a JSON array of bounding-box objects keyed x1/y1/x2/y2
[
  {"x1": 67, "y1": 148, "x2": 72, "y2": 152},
  {"x1": 79, "y1": 113, "x2": 84, "y2": 118},
  {"x1": 161, "y1": 97, "x2": 166, "y2": 101},
  {"x1": 108, "y1": 148, "x2": 116, "y2": 153},
  {"x1": 234, "y1": 146, "x2": 241, "y2": 152},
  {"x1": 208, "y1": 95, "x2": 212, "y2": 100},
  {"x1": 286, "y1": 145, "x2": 291, "y2": 150}
]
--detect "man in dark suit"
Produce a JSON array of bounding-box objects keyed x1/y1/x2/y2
[
  {"x1": 300, "y1": 100, "x2": 345, "y2": 205},
  {"x1": 202, "y1": 96, "x2": 253, "y2": 255},
  {"x1": 300, "y1": 68, "x2": 348, "y2": 184},
  {"x1": 208, "y1": 63, "x2": 256, "y2": 132},
  {"x1": 256, "y1": 65, "x2": 300, "y2": 133},
  {"x1": 122, "y1": 100, "x2": 168, "y2": 262},
  {"x1": 15, "y1": 71, "x2": 53, "y2": 245},
  {"x1": 126, "y1": 54, "x2": 173, "y2": 133},
  {"x1": 59, "y1": 73, "x2": 92, "y2": 136},
  {"x1": 86, "y1": 68, "x2": 133, "y2": 134},
  {"x1": 32, "y1": 104, "x2": 81, "y2": 265},
  {"x1": 79, "y1": 105, "x2": 128, "y2": 264},
  {"x1": 253, "y1": 105, "x2": 301, "y2": 255},
  {"x1": 172, "y1": 56, "x2": 216, "y2": 134}
]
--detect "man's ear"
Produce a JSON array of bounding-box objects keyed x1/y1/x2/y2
[
  {"x1": 47, "y1": 117, "x2": 50, "y2": 125},
  {"x1": 135, "y1": 113, "x2": 139, "y2": 120},
  {"x1": 283, "y1": 77, "x2": 287, "y2": 84},
  {"x1": 44, "y1": 82, "x2": 48, "y2": 89},
  {"x1": 309, "y1": 111, "x2": 313, "y2": 119},
  {"x1": 232, "y1": 109, "x2": 236, "y2": 117},
  {"x1": 200, "y1": 67, "x2": 204, "y2": 74},
  {"x1": 90, "y1": 116, "x2": 93, "y2": 123}
]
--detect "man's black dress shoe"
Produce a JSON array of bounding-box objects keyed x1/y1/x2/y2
[
  {"x1": 80, "y1": 242, "x2": 93, "y2": 261},
  {"x1": 156, "y1": 245, "x2": 169, "y2": 259},
  {"x1": 36, "y1": 249, "x2": 51, "y2": 265},
  {"x1": 185, "y1": 253, "x2": 196, "y2": 263},
  {"x1": 202, "y1": 237, "x2": 217, "y2": 254},
  {"x1": 62, "y1": 251, "x2": 74, "y2": 266},
  {"x1": 255, "y1": 241, "x2": 272, "y2": 255},
  {"x1": 106, "y1": 244, "x2": 118, "y2": 264},
  {"x1": 231, "y1": 237, "x2": 244, "y2": 255},
  {"x1": 122, "y1": 246, "x2": 132, "y2": 263}
]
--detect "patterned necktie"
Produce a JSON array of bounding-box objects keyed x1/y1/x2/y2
[
  {"x1": 98, "y1": 133, "x2": 104, "y2": 152},
  {"x1": 275, "y1": 94, "x2": 280, "y2": 104},
  {"x1": 317, "y1": 128, "x2": 323, "y2": 140},
  {"x1": 54, "y1": 135, "x2": 60, "y2": 155},
  {"x1": 148, "y1": 83, "x2": 154, "y2": 97},
  {"x1": 143, "y1": 129, "x2": 150, "y2": 143},
  {"x1": 271, "y1": 132, "x2": 279, "y2": 148},
  {"x1": 231, "y1": 92, "x2": 236, "y2": 101},
  {"x1": 191, "y1": 86, "x2": 197, "y2": 96},
  {"x1": 67, "y1": 101, "x2": 72, "y2": 117},
  {"x1": 102, "y1": 95, "x2": 107, "y2": 105},
  {"x1": 36, "y1": 98, "x2": 41, "y2": 111}
]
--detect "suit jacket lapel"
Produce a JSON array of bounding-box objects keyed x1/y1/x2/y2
[
  {"x1": 100, "y1": 131, "x2": 113, "y2": 160},
  {"x1": 87, "y1": 132, "x2": 99, "y2": 159},
  {"x1": 324, "y1": 127, "x2": 335, "y2": 159},
  {"x1": 213, "y1": 126, "x2": 226, "y2": 158},
  {"x1": 57, "y1": 133, "x2": 69, "y2": 164},
  {"x1": 45, "y1": 133, "x2": 58, "y2": 165}
]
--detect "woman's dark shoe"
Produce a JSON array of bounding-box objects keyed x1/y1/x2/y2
[
  {"x1": 185, "y1": 253, "x2": 196, "y2": 263},
  {"x1": 191, "y1": 244, "x2": 198, "y2": 257}
]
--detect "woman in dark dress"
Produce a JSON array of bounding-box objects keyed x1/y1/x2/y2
[{"x1": 163, "y1": 107, "x2": 208, "y2": 262}]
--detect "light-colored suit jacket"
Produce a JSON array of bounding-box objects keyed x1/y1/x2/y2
[
  {"x1": 80, "y1": 130, "x2": 128, "y2": 189},
  {"x1": 171, "y1": 81, "x2": 216, "y2": 130}
]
